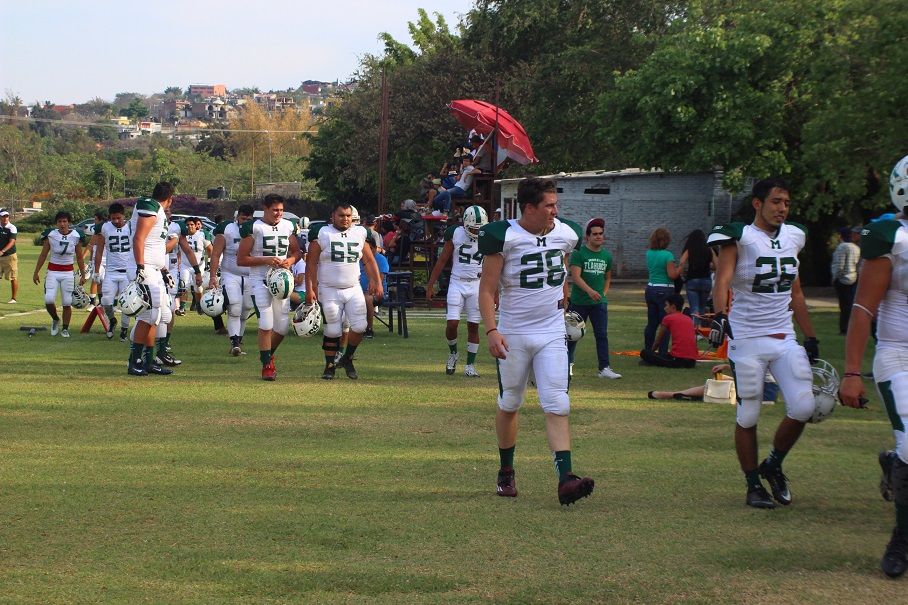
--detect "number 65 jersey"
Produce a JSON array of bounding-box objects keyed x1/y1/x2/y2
[
  {"x1": 707, "y1": 221, "x2": 807, "y2": 339},
  {"x1": 478, "y1": 218, "x2": 582, "y2": 335}
]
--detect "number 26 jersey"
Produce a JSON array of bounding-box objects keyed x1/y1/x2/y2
[{"x1": 708, "y1": 221, "x2": 807, "y2": 339}]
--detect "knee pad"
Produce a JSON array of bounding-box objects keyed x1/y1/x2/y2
[
  {"x1": 539, "y1": 390, "x2": 570, "y2": 416},
  {"x1": 736, "y1": 400, "x2": 762, "y2": 429},
  {"x1": 159, "y1": 303, "x2": 172, "y2": 326},
  {"x1": 893, "y1": 458, "x2": 908, "y2": 507},
  {"x1": 44, "y1": 287, "x2": 56, "y2": 305},
  {"x1": 497, "y1": 358, "x2": 528, "y2": 413},
  {"x1": 273, "y1": 306, "x2": 290, "y2": 336},
  {"x1": 775, "y1": 345, "x2": 815, "y2": 423},
  {"x1": 731, "y1": 358, "x2": 766, "y2": 401},
  {"x1": 227, "y1": 300, "x2": 242, "y2": 318},
  {"x1": 349, "y1": 314, "x2": 367, "y2": 334},
  {"x1": 322, "y1": 336, "x2": 340, "y2": 354}
]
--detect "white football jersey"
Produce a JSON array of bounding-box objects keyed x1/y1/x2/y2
[
  {"x1": 181, "y1": 230, "x2": 207, "y2": 268},
  {"x1": 131, "y1": 197, "x2": 170, "y2": 269},
  {"x1": 213, "y1": 220, "x2": 250, "y2": 276},
  {"x1": 446, "y1": 225, "x2": 483, "y2": 282},
  {"x1": 860, "y1": 218, "x2": 908, "y2": 349},
  {"x1": 239, "y1": 218, "x2": 295, "y2": 281},
  {"x1": 100, "y1": 221, "x2": 135, "y2": 272},
  {"x1": 707, "y1": 222, "x2": 807, "y2": 338},
  {"x1": 313, "y1": 223, "x2": 367, "y2": 289},
  {"x1": 41, "y1": 228, "x2": 87, "y2": 266},
  {"x1": 478, "y1": 218, "x2": 581, "y2": 335}
]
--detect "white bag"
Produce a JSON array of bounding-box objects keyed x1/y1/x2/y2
[{"x1": 703, "y1": 374, "x2": 736, "y2": 404}]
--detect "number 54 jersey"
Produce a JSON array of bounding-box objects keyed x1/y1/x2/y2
[
  {"x1": 708, "y1": 221, "x2": 807, "y2": 339},
  {"x1": 478, "y1": 218, "x2": 582, "y2": 335}
]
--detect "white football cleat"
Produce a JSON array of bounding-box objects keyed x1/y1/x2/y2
[
  {"x1": 61, "y1": 329, "x2": 70, "y2": 338},
  {"x1": 446, "y1": 352, "x2": 458, "y2": 375},
  {"x1": 51, "y1": 320, "x2": 60, "y2": 336},
  {"x1": 597, "y1": 367, "x2": 622, "y2": 379},
  {"x1": 464, "y1": 364, "x2": 480, "y2": 377}
]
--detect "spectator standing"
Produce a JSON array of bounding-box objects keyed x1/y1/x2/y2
[
  {"x1": 679, "y1": 229, "x2": 716, "y2": 322},
  {"x1": 830, "y1": 226, "x2": 860, "y2": 335},
  {"x1": 639, "y1": 293, "x2": 698, "y2": 368},
  {"x1": 566, "y1": 218, "x2": 621, "y2": 379},
  {"x1": 0, "y1": 209, "x2": 18, "y2": 303},
  {"x1": 644, "y1": 227, "x2": 681, "y2": 354}
]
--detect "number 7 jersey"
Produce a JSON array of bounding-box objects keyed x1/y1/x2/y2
[
  {"x1": 478, "y1": 218, "x2": 582, "y2": 335},
  {"x1": 707, "y1": 221, "x2": 807, "y2": 338}
]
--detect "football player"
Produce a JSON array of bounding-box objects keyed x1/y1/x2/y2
[
  {"x1": 156, "y1": 211, "x2": 202, "y2": 366},
  {"x1": 175, "y1": 218, "x2": 209, "y2": 315},
  {"x1": 306, "y1": 202, "x2": 383, "y2": 380},
  {"x1": 92, "y1": 202, "x2": 135, "y2": 339},
  {"x1": 426, "y1": 204, "x2": 487, "y2": 377},
  {"x1": 209, "y1": 204, "x2": 255, "y2": 356},
  {"x1": 840, "y1": 154, "x2": 908, "y2": 578},
  {"x1": 237, "y1": 194, "x2": 301, "y2": 381},
  {"x1": 478, "y1": 177, "x2": 595, "y2": 506},
  {"x1": 128, "y1": 182, "x2": 190, "y2": 375},
  {"x1": 32, "y1": 211, "x2": 88, "y2": 338},
  {"x1": 707, "y1": 178, "x2": 820, "y2": 509}
]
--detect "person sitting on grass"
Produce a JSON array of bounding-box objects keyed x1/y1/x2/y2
[
  {"x1": 639, "y1": 293, "x2": 698, "y2": 368},
  {"x1": 647, "y1": 364, "x2": 780, "y2": 402}
]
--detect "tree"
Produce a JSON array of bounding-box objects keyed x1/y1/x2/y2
[
  {"x1": 164, "y1": 86, "x2": 183, "y2": 98},
  {"x1": 90, "y1": 159, "x2": 125, "y2": 199},
  {"x1": 0, "y1": 125, "x2": 40, "y2": 208},
  {"x1": 120, "y1": 97, "x2": 149, "y2": 121}
]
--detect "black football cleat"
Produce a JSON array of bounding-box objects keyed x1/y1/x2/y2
[
  {"x1": 882, "y1": 527, "x2": 908, "y2": 578},
  {"x1": 880, "y1": 450, "x2": 897, "y2": 502},
  {"x1": 119, "y1": 327, "x2": 128, "y2": 342},
  {"x1": 558, "y1": 473, "x2": 594, "y2": 505},
  {"x1": 147, "y1": 363, "x2": 173, "y2": 376},
  {"x1": 127, "y1": 360, "x2": 148, "y2": 376},
  {"x1": 336, "y1": 355, "x2": 358, "y2": 379},
  {"x1": 496, "y1": 467, "x2": 517, "y2": 497},
  {"x1": 759, "y1": 460, "x2": 792, "y2": 505},
  {"x1": 322, "y1": 363, "x2": 336, "y2": 380},
  {"x1": 745, "y1": 484, "x2": 777, "y2": 509}
]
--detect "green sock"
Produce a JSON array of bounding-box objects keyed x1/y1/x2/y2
[
  {"x1": 765, "y1": 447, "x2": 788, "y2": 469},
  {"x1": 156, "y1": 337, "x2": 167, "y2": 357},
  {"x1": 897, "y1": 503, "x2": 908, "y2": 533},
  {"x1": 142, "y1": 346, "x2": 155, "y2": 368},
  {"x1": 499, "y1": 445, "x2": 515, "y2": 469},
  {"x1": 259, "y1": 350, "x2": 272, "y2": 366},
  {"x1": 448, "y1": 339, "x2": 457, "y2": 354},
  {"x1": 129, "y1": 342, "x2": 143, "y2": 364},
  {"x1": 344, "y1": 344, "x2": 358, "y2": 359},
  {"x1": 467, "y1": 351, "x2": 477, "y2": 365},
  {"x1": 553, "y1": 450, "x2": 572, "y2": 482},
  {"x1": 745, "y1": 469, "x2": 763, "y2": 490}
]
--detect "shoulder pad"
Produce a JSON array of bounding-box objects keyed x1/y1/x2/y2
[
  {"x1": 238, "y1": 220, "x2": 254, "y2": 239},
  {"x1": 308, "y1": 223, "x2": 324, "y2": 241},
  {"x1": 213, "y1": 220, "x2": 230, "y2": 236},
  {"x1": 41, "y1": 228, "x2": 53, "y2": 240},
  {"x1": 478, "y1": 220, "x2": 510, "y2": 255},
  {"x1": 560, "y1": 218, "x2": 583, "y2": 250},
  {"x1": 135, "y1": 197, "x2": 160, "y2": 215},
  {"x1": 786, "y1": 221, "x2": 808, "y2": 236},
  {"x1": 707, "y1": 222, "x2": 745, "y2": 245},
  {"x1": 444, "y1": 225, "x2": 457, "y2": 242},
  {"x1": 860, "y1": 220, "x2": 901, "y2": 259}
]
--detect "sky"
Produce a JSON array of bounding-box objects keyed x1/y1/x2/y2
[{"x1": 0, "y1": 0, "x2": 470, "y2": 105}]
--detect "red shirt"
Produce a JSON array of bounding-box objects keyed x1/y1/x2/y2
[{"x1": 662, "y1": 312, "x2": 698, "y2": 360}]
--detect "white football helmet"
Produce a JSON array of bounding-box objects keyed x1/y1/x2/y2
[
  {"x1": 463, "y1": 205, "x2": 489, "y2": 238},
  {"x1": 292, "y1": 301, "x2": 322, "y2": 336},
  {"x1": 350, "y1": 205, "x2": 360, "y2": 225},
  {"x1": 200, "y1": 287, "x2": 225, "y2": 317},
  {"x1": 266, "y1": 267, "x2": 293, "y2": 300},
  {"x1": 890, "y1": 154, "x2": 908, "y2": 213},
  {"x1": 565, "y1": 311, "x2": 586, "y2": 342},
  {"x1": 809, "y1": 358, "x2": 840, "y2": 423},
  {"x1": 71, "y1": 284, "x2": 90, "y2": 309},
  {"x1": 118, "y1": 281, "x2": 151, "y2": 316}
]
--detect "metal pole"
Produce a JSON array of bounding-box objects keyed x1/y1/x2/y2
[{"x1": 377, "y1": 69, "x2": 390, "y2": 214}]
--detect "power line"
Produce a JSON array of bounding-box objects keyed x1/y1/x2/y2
[{"x1": 0, "y1": 114, "x2": 318, "y2": 134}]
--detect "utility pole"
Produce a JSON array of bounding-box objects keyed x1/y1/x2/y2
[{"x1": 377, "y1": 69, "x2": 390, "y2": 214}]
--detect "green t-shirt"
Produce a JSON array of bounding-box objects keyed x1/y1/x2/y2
[
  {"x1": 570, "y1": 245, "x2": 613, "y2": 305},
  {"x1": 646, "y1": 248, "x2": 675, "y2": 285}
]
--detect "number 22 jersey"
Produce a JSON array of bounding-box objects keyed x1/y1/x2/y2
[
  {"x1": 478, "y1": 218, "x2": 581, "y2": 335},
  {"x1": 707, "y1": 221, "x2": 807, "y2": 339}
]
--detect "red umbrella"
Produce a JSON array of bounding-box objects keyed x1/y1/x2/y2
[{"x1": 448, "y1": 99, "x2": 538, "y2": 165}]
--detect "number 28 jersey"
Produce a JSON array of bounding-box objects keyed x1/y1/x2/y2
[
  {"x1": 239, "y1": 218, "x2": 295, "y2": 281},
  {"x1": 478, "y1": 218, "x2": 581, "y2": 335},
  {"x1": 311, "y1": 223, "x2": 367, "y2": 289},
  {"x1": 707, "y1": 221, "x2": 807, "y2": 339}
]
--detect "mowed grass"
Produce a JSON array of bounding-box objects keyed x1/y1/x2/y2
[{"x1": 0, "y1": 236, "x2": 902, "y2": 604}]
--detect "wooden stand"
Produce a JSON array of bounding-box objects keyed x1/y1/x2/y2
[{"x1": 80, "y1": 305, "x2": 111, "y2": 334}]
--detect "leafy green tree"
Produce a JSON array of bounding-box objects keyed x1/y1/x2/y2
[{"x1": 120, "y1": 97, "x2": 149, "y2": 121}]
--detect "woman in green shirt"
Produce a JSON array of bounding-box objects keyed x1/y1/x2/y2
[
  {"x1": 567, "y1": 218, "x2": 621, "y2": 379},
  {"x1": 644, "y1": 227, "x2": 681, "y2": 355}
]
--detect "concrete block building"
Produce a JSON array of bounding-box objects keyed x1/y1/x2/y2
[{"x1": 497, "y1": 169, "x2": 751, "y2": 276}]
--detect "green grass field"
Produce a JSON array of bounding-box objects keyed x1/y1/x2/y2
[{"x1": 0, "y1": 236, "x2": 902, "y2": 604}]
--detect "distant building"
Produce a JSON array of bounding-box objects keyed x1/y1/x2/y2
[
  {"x1": 497, "y1": 169, "x2": 751, "y2": 277},
  {"x1": 256, "y1": 182, "x2": 302, "y2": 200},
  {"x1": 138, "y1": 121, "x2": 162, "y2": 134},
  {"x1": 189, "y1": 84, "x2": 227, "y2": 98}
]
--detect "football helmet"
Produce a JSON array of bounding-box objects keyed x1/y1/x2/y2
[
  {"x1": 118, "y1": 281, "x2": 151, "y2": 316},
  {"x1": 200, "y1": 287, "x2": 225, "y2": 317},
  {"x1": 565, "y1": 311, "x2": 586, "y2": 342},
  {"x1": 292, "y1": 301, "x2": 322, "y2": 336},
  {"x1": 890, "y1": 154, "x2": 908, "y2": 213},
  {"x1": 809, "y1": 358, "x2": 840, "y2": 423},
  {"x1": 71, "y1": 284, "x2": 91, "y2": 309},
  {"x1": 350, "y1": 205, "x2": 361, "y2": 225},
  {"x1": 463, "y1": 205, "x2": 489, "y2": 238},
  {"x1": 266, "y1": 267, "x2": 293, "y2": 300}
]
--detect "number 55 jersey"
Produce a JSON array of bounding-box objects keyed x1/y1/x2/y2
[
  {"x1": 478, "y1": 218, "x2": 582, "y2": 335},
  {"x1": 707, "y1": 221, "x2": 807, "y2": 339}
]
